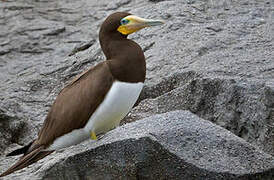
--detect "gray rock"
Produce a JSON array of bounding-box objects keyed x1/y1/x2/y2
[
  {"x1": 126, "y1": 76, "x2": 274, "y2": 155},
  {"x1": 0, "y1": 109, "x2": 25, "y2": 155},
  {"x1": 0, "y1": 0, "x2": 274, "y2": 178},
  {"x1": 2, "y1": 111, "x2": 274, "y2": 180}
]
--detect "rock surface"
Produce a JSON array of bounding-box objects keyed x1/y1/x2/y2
[
  {"x1": 125, "y1": 76, "x2": 274, "y2": 155},
  {"x1": 2, "y1": 111, "x2": 274, "y2": 180},
  {"x1": 0, "y1": 0, "x2": 274, "y2": 179}
]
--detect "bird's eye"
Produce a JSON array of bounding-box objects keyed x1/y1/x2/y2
[{"x1": 120, "y1": 18, "x2": 129, "y2": 25}]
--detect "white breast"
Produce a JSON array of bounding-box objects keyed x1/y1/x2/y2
[
  {"x1": 48, "y1": 81, "x2": 143, "y2": 150},
  {"x1": 84, "y1": 81, "x2": 143, "y2": 134}
]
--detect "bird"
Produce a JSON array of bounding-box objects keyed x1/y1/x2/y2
[{"x1": 0, "y1": 12, "x2": 164, "y2": 177}]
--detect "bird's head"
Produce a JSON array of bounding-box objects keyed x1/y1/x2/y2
[{"x1": 100, "y1": 12, "x2": 164, "y2": 36}]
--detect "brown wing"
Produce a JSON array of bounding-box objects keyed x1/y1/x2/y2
[
  {"x1": 0, "y1": 61, "x2": 114, "y2": 177},
  {"x1": 37, "y1": 61, "x2": 114, "y2": 146}
]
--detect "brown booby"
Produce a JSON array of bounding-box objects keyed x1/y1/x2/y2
[{"x1": 0, "y1": 12, "x2": 164, "y2": 177}]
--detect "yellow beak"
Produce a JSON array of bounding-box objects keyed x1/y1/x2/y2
[{"x1": 117, "y1": 15, "x2": 165, "y2": 35}]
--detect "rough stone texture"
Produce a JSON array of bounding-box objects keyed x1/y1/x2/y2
[
  {"x1": 0, "y1": 0, "x2": 274, "y2": 179},
  {"x1": 0, "y1": 110, "x2": 25, "y2": 155},
  {"x1": 125, "y1": 76, "x2": 274, "y2": 155},
  {"x1": 2, "y1": 111, "x2": 274, "y2": 180}
]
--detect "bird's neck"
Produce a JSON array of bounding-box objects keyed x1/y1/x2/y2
[
  {"x1": 99, "y1": 31, "x2": 127, "y2": 59},
  {"x1": 99, "y1": 31, "x2": 146, "y2": 83}
]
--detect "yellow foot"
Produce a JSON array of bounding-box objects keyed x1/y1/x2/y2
[{"x1": 90, "y1": 131, "x2": 97, "y2": 140}]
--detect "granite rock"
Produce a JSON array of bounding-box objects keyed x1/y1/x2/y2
[
  {"x1": 2, "y1": 111, "x2": 274, "y2": 180},
  {"x1": 0, "y1": 0, "x2": 273, "y2": 179},
  {"x1": 125, "y1": 76, "x2": 274, "y2": 155}
]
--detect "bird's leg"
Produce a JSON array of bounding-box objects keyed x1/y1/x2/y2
[{"x1": 90, "y1": 131, "x2": 97, "y2": 140}]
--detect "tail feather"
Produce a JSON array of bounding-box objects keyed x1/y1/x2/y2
[
  {"x1": 0, "y1": 146, "x2": 53, "y2": 177},
  {"x1": 6, "y1": 141, "x2": 33, "y2": 157}
]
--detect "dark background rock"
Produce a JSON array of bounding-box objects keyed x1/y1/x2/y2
[
  {"x1": 0, "y1": 0, "x2": 273, "y2": 179},
  {"x1": 0, "y1": 109, "x2": 25, "y2": 154}
]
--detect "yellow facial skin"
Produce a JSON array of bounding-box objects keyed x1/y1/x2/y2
[{"x1": 117, "y1": 15, "x2": 164, "y2": 35}]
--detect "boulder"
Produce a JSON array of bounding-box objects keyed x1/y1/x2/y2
[
  {"x1": 125, "y1": 76, "x2": 274, "y2": 155},
  {"x1": 2, "y1": 111, "x2": 274, "y2": 180}
]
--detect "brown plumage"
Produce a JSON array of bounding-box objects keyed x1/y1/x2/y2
[{"x1": 0, "y1": 12, "x2": 163, "y2": 177}]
